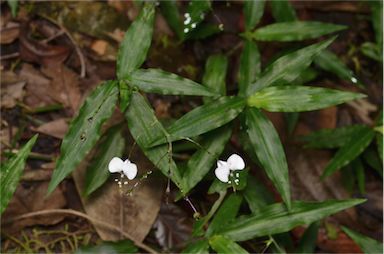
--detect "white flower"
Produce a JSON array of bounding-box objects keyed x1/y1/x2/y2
[
  {"x1": 214, "y1": 154, "x2": 245, "y2": 183},
  {"x1": 108, "y1": 157, "x2": 138, "y2": 180}
]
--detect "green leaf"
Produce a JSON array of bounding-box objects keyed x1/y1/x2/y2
[
  {"x1": 314, "y1": 50, "x2": 362, "y2": 86},
  {"x1": 220, "y1": 199, "x2": 365, "y2": 241},
  {"x1": 183, "y1": 125, "x2": 232, "y2": 193},
  {"x1": 160, "y1": 0, "x2": 183, "y2": 40},
  {"x1": 84, "y1": 125, "x2": 125, "y2": 196},
  {"x1": 150, "y1": 96, "x2": 245, "y2": 146},
  {"x1": 247, "y1": 86, "x2": 366, "y2": 112},
  {"x1": 208, "y1": 169, "x2": 248, "y2": 194},
  {"x1": 322, "y1": 127, "x2": 375, "y2": 178},
  {"x1": 7, "y1": 0, "x2": 18, "y2": 17},
  {"x1": 48, "y1": 81, "x2": 118, "y2": 195},
  {"x1": 376, "y1": 133, "x2": 383, "y2": 163},
  {"x1": 186, "y1": 24, "x2": 222, "y2": 40},
  {"x1": 184, "y1": 0, "x2": 211, "y2": 38},
  {"x1": 202, "y1": 54, "x2": 228, "y2": 100},
  {"x1": 182, "y1": 239, "x2": 210, "y2": 254},
  {"x1": 209, "y1": 235, "x2": 249, "y2": 254},
  {"x1": 127, "y1": 68, "x2": 216, "y2": 96},
  {"x1": 245, "y1": 108, "x2": 291, "y2": 209},
  {"x1": 270, "y1": 0, "x2": 297, "y2": 22},
  {"x1": 118, "y1": 81, "x2": 132, "y2": 112},
  {"x1": 125, "y1": 92, "x2": 183, "y2": 190},
  {"x1": 1, "y1": 135, "x2": 38, "y2": 214},
  {"x1": 246, "y1": 37, "x2": 335, "y2": 95},
  {"x1": 300, "y1": 125, "x2": 369, "y2": 149},
  {"x1": 206, "y1": 193, "x2": 243, "y2": 236},
  {"x1": 244, "y1": 0, "x2": 265, "y2": 31},
  {"x1": 116, "y1": 3, "x2": 155, "y2": 79},
  {"x1": 361, "y1": 42, "x2": 382, "y2": 62},
  {"x1": 238, "y1": 40, "x2": 261, "y2": 96},
  {"x1": 370, "y1": 1, "x2": 383, "y2": 48},
  {"x1": 351, "y1": 157, "x2": 365, "y2": 194},
  {"x1": 250, "y1": 21, "x2": 346, "y2": 42},
  {"x1": 75, "y1": 240, "x2": 138, "y2": 254},
  {"x1": 342, "y1": 226, "x2": 383, "y2": 254},
  {"x1": 284, "y1": 112, "x2": 299, "y2": 134},
  {"x1": 296, "y1": 221, "x2": 320, "y2": 253},
  {"x1": 243, "y1": 175, "x2": 275, "y2": 214}
]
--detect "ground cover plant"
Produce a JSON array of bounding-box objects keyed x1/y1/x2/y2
[{"x1": 1, "y1": 0, "x2": 382, "y2": 253}]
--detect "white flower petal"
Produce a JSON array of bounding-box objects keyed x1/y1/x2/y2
[
  {"x1": 215, "y1": 166, "x2": 230, "y2": 183},
  {"x1": 217, "y1": 160, "x2": 227, "y2": 168},
  {"x1": 122, "y1": 162, "x2": 138, "y2": 180},
  {"x1": 227, "y1": 154, "x2": 245, "y2": 170},
  {"x1": 108, "y1": 157, "x2": 124, "y2": 173}
]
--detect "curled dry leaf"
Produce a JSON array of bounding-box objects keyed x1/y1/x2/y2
[{"x1": 0, "y1": 22, "x2": 20, "y2": 44}]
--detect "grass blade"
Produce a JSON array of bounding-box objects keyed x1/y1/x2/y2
[
  {"x1": 221, "y1": 199, "x2": 365, "y2": 241},
  {"x1": 300, "y1": 125, "x2": 369, "y2": 149},
  {"x1": 117, "y1": 3, "x2": 155, "y2": 79},
  {"x1": 341, "y1": 226, "x2": 383, "y2": 254},
  {"x1": 246, "y1": 37, "x2": 335, "y2": 95},
  {"x1": 1, "y1": 135, "x2": 38, "y2": 214},
  {"x1": 84, "y1": 125, "x2": 125, "y2": 196},
  {"x1": 245, "y1": 108, "x2": 291, "y2": 209},
  {"x1": 244, "y1": 0, "x2": 265, "y2": 31},
  {"x1": 125, "y1": 92, "x2": 183, "y2": 190},
  {"x1": 238, "y1": 40, "x2": 261, "y2": 96},
  {"x1": 150, "y1": 96, "x2": 245, "y2": 146},
  {"x1": 48, "y1": 81, "x2": 118, "y2": 195},
  {"x1": 322, "y1": 128, "x2": 375, "y2": 178},
  {"x1": 128, "y1": 68, "x2": 216, "y2": 96},
  {"x1": 247, "y1": 86, "x2": 366, "y2": 112},
  {"x1": 250, "y1": 21, "x2": 346, "y2": 42},
  {"x1": 209, "y1": 235, "x2": 249, "y2": 254}
]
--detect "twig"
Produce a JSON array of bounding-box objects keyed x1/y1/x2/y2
[
  {"x1": 2, "y1": 209, "x2": 159, "y2": 254},
  {"x1": 38, "y1": 15, "x2": 86, "y2": 78},
  {"x1": 0, "y1": 52, "x2": 20, "y2": 60}
]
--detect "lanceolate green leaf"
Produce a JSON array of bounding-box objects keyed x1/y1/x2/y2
[
  {"x1": 250, "y1": 21, "x2": 346, "y2": 42},
  {"x1": 7, "y1": 0, "x2": 18, "y2": 17},
  {"x1": 150, "y1": 96, "x2": 245, "y2": 146},
  {"x1": 183, "y1": 125, "x2": 232, "y2": 193},
  {"x1": 125, "y1": 93, "x2": 183, "y2": 190},
  {"x1": 127, "y1": 69, "x2": 216, "y2": 96},
  {"x1": 209, "y1": 235, "x2": 249, "y2": 254},
  {"x1": 245, "y1": 108, "x2": 291, "y2": 209},
  {"x1": 244, "y1": 0, "x2": 265, "y2": 31},
  {"x1": 314, "y1": 50, "x2": 362, "y2": 86},
  {"x1": 246, "y1": 37, "x2": 334, "y2": 95},
  {"x1": 160, "y1": 0, "x2": 183, "y2": 40},
  {"x1": 322, "y1": 128, "x2": 375, "y2": 178},
  {"x1": 296, "y1": 221, "x2": 320, "y2": 253},
  {"x1": 247, "y1": 86, "x2": 365, "y2": 112},
  {"x1": 243, "y1": 176, "x2": 274, "y2": 214},
  {"x1": 202, "y1": 54, "x2": 228, "y2": 98},
  {"x1": 116, "y1": 3, "x2": 155, "y2": 79},
  {"x1": 75, "y1": 240, "x2": 138, "y2": 254},
  {"x1": 270, "y1": 0, "x2": 297, "y2": 22},
  {"x1": 341, "y1": 226, "x2": 383, "y2": 254},
  {"x1": 48, "y1": 81, "x2": 118, "y2": 195},
  {"x1": 84, "y1": 125, "x2": 125, "y2": 196},
  {"x1": 301, "y1": 125, "x2": 369, "y2": 149},
  {"x1": 239, "y1": 40, "x2": 261, "y2": 96},
  {"x1": 370, "y1": 1, "x2": 383, "y2": 48},
  {"x1": 221, "y1": 199, "x2": 365, "y2": 241},
  {"x1": 206, "y1": 194, "x2": 243, "y2": 236},
  {"x1": 182, "y1": 240, "x2": 209, "y2": 254},
  {"x1": 1, "y1": 135, "x2": 38, "y2": 214}
]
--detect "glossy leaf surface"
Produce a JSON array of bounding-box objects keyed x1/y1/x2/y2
[
  {"x1": 245, "y1": 108, "x2": 291, "y2": 209},
  {"x1": 209, "y1": 235, "x2": 249, "y2": 254},
  {"x1": 248, "y1": 86, "x2": 365, "y2": 112},
  {"x1": 128, "y1": 69, "x2": 215, "y2": 96},
  {"x1": 116, "y1": 3, "x2": 155, "y2": 79},
  {"x1": 1, "y1": 135, "x2": 38, "y2": 214},
  {"x1": 48, "y1": 81, "x2": 118, "y2": 195},
  {"x1": 221, "y1": 199, "x2": 364, "y2": 241}
]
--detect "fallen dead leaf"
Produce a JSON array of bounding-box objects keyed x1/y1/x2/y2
[
  {"x1": 0, "y1": 81, "x2": 26, "y2": 108},
  {"x1": 31, "y1": 118, "x2": 69, "y2": 139},
  {"x1": 91, "y1": 40, "x2": 108, "y2": 56},
  {"x1": 0, "y1": 22, "x2": 20, "y2": 44},
  {"x1": 1, "y1": 181, "x2": 67, "y2": 234}
]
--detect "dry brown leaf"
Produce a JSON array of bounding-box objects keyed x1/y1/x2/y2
[
  {"x1": 72, "y1": 146, "x2": 164, "y2": 242},
  {"x1": 0, "y1": 22, "x2": 19, "y2": 44},
  {"x1": 41, "y1": 65, "x2": 82, "y2": 113},
  {"x1": 1, "y1": 81, "x2": 26, "y2": 108},
  {"x1": 1, "y1": 181, "x2": 67, "y2": 234},
  {"x1": 91, "y1": 40, "x2": 108, "y2": 56},
  {"x1": 31, "y1": 118, "x2": 69, "y2": 139}
]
